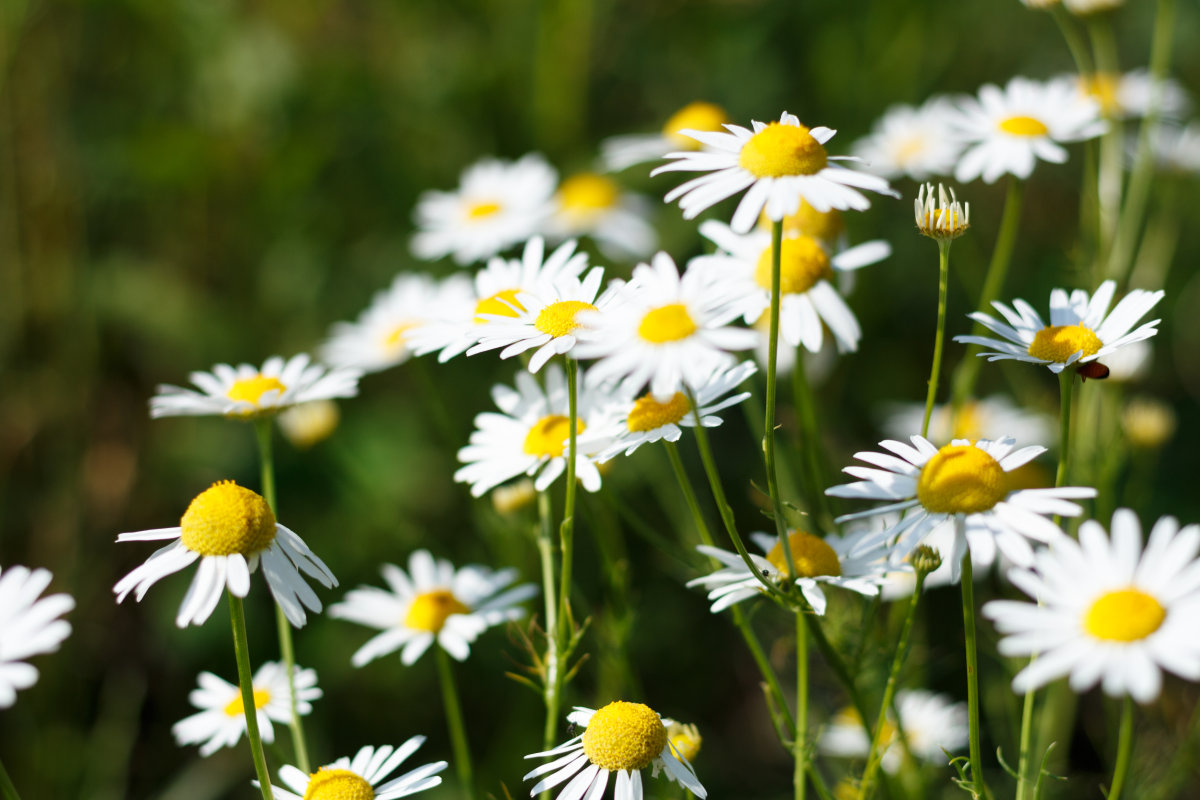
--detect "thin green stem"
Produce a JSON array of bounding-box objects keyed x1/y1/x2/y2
[
  {"x1": 765, "y1": 219, "x2": 797, "y2": 576},
  {"x1": 1056, "y1": 371, "x2": 1075, "y2": 491},
  {"x1": 558, "y1": 358, "x2": 579, "y2": 645},
  {"x1": 537, "y1": 490, "x2": 561, "y2": 751},
  {"x1": 1107, "y1": 697, "x2": 1135, "y2": 800},
  {"x1": 794, "y1": 612, "x2": 809, "y2": 800},
  {"x1": 435, "y1": 647, "x2": 475, "y2": 800},
  {"x1": 922, "y1": 241, "x2": 952, "y2": 438},
  {"x1": 791, "y1": 347, "x2": 834, "y2": 528},
  {"x1": 229, "y1": 593, "x2": 275, "y2": 800},
  {"x1": 0, "y1": 757, "x2": 20, "y2": 800},
  {"x1": 1015, "y1": 682, "x2": 1038, "y2": 800},
  {"x1": 1049, "y1": 5, "x2": 1094, "y2": 76},
  {"x1": 960, "y1": 542, "x2": 989, "y2": 799}
]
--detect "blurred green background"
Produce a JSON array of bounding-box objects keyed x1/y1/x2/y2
[{"x1": 2, "y1": 0, "x2": 1199, "y2": 797}]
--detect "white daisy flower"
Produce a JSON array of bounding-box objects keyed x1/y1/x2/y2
[
  {"x1": 113, "y1": 480, "x2": 337, "y2": 628},
  {"x1": 1060, "y1": 70, "x2": 1191, "y2": 121},
  {"x1": 819, "y1": 689, "x2": 968, "y2": 773},
  {"x1": 950, "y1": 76, "x2": 1106, "y2": 184},
  {"x1": 954, "y1": 279, "x2": 1165, "y2": 374},
  {"x1": 851, "y1": 99, "x2": 964, "y2": 181},
  {"x1": 653, "y1": 111, "x2": 898, "y2": 233},
  {"x1": 454, "y1": 364, "x2": 617, "y2": 497},
  {"x1": 263, "y1": 740, "x2": 447, "y2": 800},
  {"x1": 411, "y1": 153, "x2": 557, "y2": 265},
  {"x1": 524, "y1": 702, "x2": 706, "y2": 800},
  {"x1": 572, "y1": 252, "x2": 759, "y2": 399},
  {"x1": 984, "y1": 510, "x2": 1200, "y2": 702},
  {"x1": 277, "y1": 400, "x2": 340, "y2": 450},
  {"x1": 172, "y1": 661, "x2": 320, "y2": 756},
  {"x1": 545, "y1": 173, "x2": 657, "y2": 260},
  {"x1": 1063, "y1": 0, "x2": 1123, "y2": 15},
  {"x1": 601, "y1": 101, "x2": 730, "y2": 172},
  {"x1": 150, "y1": 354, "x2": 361, "y2": 420},
  {"x1": 881, "y1": 395, "x2": 1054, "y2": 448},
  {"x1": 329, "y1": 549, "x2": 537, "y2": 666},
  {"x1": 1146, "y1": 122, "x2": 1200, "y2": 175},
  {"x1": 0, "y1": 565, "x2": 73, "y2": 708},
  {"x1": 687, "y1": 528, "x2": 895, "y2": 615},
  {"x1": 691, "y1": 219, "x2": 891, "y2": 353},
  {"x1": 408, "y1": 237, "x2": 588, "y2": 363},
  {"x1": 826, "y1": 436, "x2": 1096, "y2": 581}
]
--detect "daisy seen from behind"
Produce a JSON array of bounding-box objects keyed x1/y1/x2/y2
[
  {"x1": 819, "y1": 689, "x2": 968, "y2": 773},
  {"x1": 984, "y1": 510, "x2": 1200, "y2": 703},
  {"x1": 264, "y1": 740, "x2": 447, "y2": 800},
  {"x1": 601, "y1": 100, "x2": 730, "y2": 172},
  {"x1": 524, "y1": 702, "x2": 706, "y2": 800},
  {"x1": 545, "y1": 172, "x2": 657, "y2": 260},
  {"x1": 0, "y1": 565, "x2": 73, "y2": 708},
  {"x1": 954, "y1": 279, "x2": 1165, "y2": 374},
  {"x1": 173, "y1": 661, "x2": 320, "y2": 756},
  {"x1": 113, "y1": 480, "x2": 337, "y2": 627}
]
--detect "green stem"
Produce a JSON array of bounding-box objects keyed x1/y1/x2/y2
[
  {"x1": 960, "y1": 542, "x2": 989, "y2": 799},
  {"x1": 537, "y1": 490, "x2": 561, "y2": 752},
  {"x1": 790, "y1": 347, "x2": 834, "y2": 528},
  {"x1": 558, "y1": 358, "x2": 579, "y2": 647},
  {"x1": 794, "y1": 612, "x2": 808, "y2": 800},
  {"x1": 0, "y1": 757, "x2": 20, "y2": 800},
  {"x1": 765, "y1": 219, "x2": 797, "y2": 576},
  {"x1": 1056, "y1": 371, "x2": 1075, "y2": 491},
  {"x1": 922, "y1": 241, "x2": 952, "y2": 439},
  {"x1": 1108, "y1": 697, "x2": 1135, "y2": 800},
  {"x1": 1015, "y1": 681, "x2": 1038, "y2": 800},
  {"x1": 435, "y1": 647, "x2": 475, "y2": 800},
  {"x1": 1049, "y1": 4, "x2": 1095, "y2": 76},
  {"x1": 229, "y1": 593, "x2": 275, "y2": 800}
]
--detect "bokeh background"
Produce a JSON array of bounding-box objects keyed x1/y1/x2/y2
[{"x1": 2, "y1": 0, "x2": 1199, "y2": 797}]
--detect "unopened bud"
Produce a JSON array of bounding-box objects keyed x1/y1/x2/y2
[{"x1": 911, "y1": 545, "x2": 943, "y2": 577}]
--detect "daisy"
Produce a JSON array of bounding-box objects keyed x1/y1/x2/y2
[
  {"x1": 954, "y1": 279, "x2": 1165, "y2": 374},
  {"x1": 1061, "y1": 70, "x2": 1191, "y2": 120},
  {"x1": 687, "y1": 528, "x2": 895, "y2": 615},
  {"x1": 150, "y1": 354, "x2": 361, "y2": 420},
  {"x1": 0, "y1": 565, "x2": 73, "y2": 708},
  {"x1": 826, "y1": 435, "x2": 1096, "y2": 581},
  {"x1": 652, "y1": 111, "x2": 898, "y2": 233},
  {"x1": 113, "y1": 480, "x2": 337, "y2": 627},
  {"x1": 1146, "y1": 122, "x2": 1200, "y2": 175},
  {"x1": 277, "y1": 400, "x2": 340, "y2": 450},
  {"x1": 913, "y1": 182, "x2": 969, "y2": 241},
  {"x1": 263, "y1": 740, "x2": 447, "y2": 800},
  {"x1": 329, "y1": 549, "x2": 537, "y2": 666},
  {"x1": 691, "y1": 219, "x2": 891, "y2": 353},
  {"x1": 1122, "y1": 396, "x2": 1176, "y2": 450},
  {"x1": 572, "y1": 252, "x2": 759, "y2": 399},
  {"x1": 851, "y1": 99, "x2": 964, "y2": 181},
  {"x1": 1063, "y1": 0, "x2": 1123, "y2": 15},
  {"x1": 524, "y1": 702, "x2": 706, "y2": 800},
  {"x1": 410, "y1": 153, "x2": 557, "y2": 265},
  {"x1": 545, "y1": 173, "x2": 657, "y2": 260},
  {"x1": 173, "y1": 661, "x2": 320, "y2": 756},
  {"x1": 949, "y1": 76, "x2": 1106, "y2": 184},
  {"x1": 881, "y1": 395, "x2": 1053, "y2": 448},
  {"x1": 983, "y1": 510, "x2": 1200, "y2": 702},
  {"x1": 819, "y1": 690, "x2": 968, "y2": 772},
  {"x1": 601, "y1": 101, "x2": 730, "y2": 172}
]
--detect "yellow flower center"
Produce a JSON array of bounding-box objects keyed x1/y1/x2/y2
[
  {"x1": 534, "y1": 300, "x2": 598, "y2": 338},
  {"x1": 474, "y1": 288, "x2": 526, "y2": 323},
  {"x1": 662, "y1": 101, "x2": 729, "y2": 149},
  {"x1": 771, "y1": 201, "x2": 844, "y2": 242},
  {"x1": 404, "y1": 589, "x2": 471, "y2": 633},
  {"x1": 1080, "y1": 73, "x2": 1121, "y2": 116},
  {"x1": 1027, "y1": 323, "x2": 1103, "y2": 363},
  {"x1": 916, "y1": 444, "x2": 1006, "y2": 514},
  {"x1": 179, "y1": 481, "x2": 277, "y2": 557},
  {"x1": 765, "y1": 531, "x2": 843, "y2": 578},
  {"x1": 303, "y1": 768, "x2": 375, "y2": 800},
  {"x1": 1084, "y1": 588, "x2": 1166, "y2": 642},
  {"x1": 382, "y1": 323, "x2": 418, "y2": 353},
  {"x1": 226, "y1": 375, "x2": 287, "y2": 412},
  {"x1": 893, "y1": 136, "x2": 927, "y2": 164},
  {"x1": 523, "y1": 415, "x2": 586, "y2": 458},
  {"x1": 950, "y1": 402, "x2": 983, "y2": 441},
  {"x1": 466, "y1": 201, "x2": 502, "y2": 219},
  {"x1": 582, "y1": 701, "x2": 668, "y2": 771},
  {"x1": 224, "y1": 688, "x2": 271, "y2": 717},
  {"x1": 738, "y1": 122, "x2": 828, "y2": 178},
  {"x1": 666, "y1": 722, "x2": 702, "y2": 763},
  {"x1": 626, "y1": 392, "x2": 691, "y2": 432},
  {"x1": 998, "y1": 115, "x2": 1050, "y2": 136},
  {"x1": 637, "y1": 303, "x2": 697, "y2": 343},
  {"x1": 558, "y1": 173, "x2": 619, "y2": 217},
  {"x1": 755, "y1": 236, "x2": 834, "y2": 295}
]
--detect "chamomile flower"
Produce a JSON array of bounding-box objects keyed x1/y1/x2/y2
[
  {"x1": 113, "y1": 481, "x2": 337, "y2": 628},
  {"x1": 0, "y1": 565, "x2": 73, "y2": 708},
  {"x1": 524, "y1": 703, "x2": 706, "y2": 800},
  {"x1": 827, "y1": 436, "x2": 1096, "y2": 581},
  {"x1": 277, "y1": 400, "x2": 340, "y2": 450},
  {"x1": 150, "y1": 354, "x2": 361, "y2": 420},
  {"x1": 653, "y1": 112, "x2": 898, "y2": 233},
  {"x1": 330, "y1": 550, "x2": 537, "y2": 666},
  {"x1": 601, "y1": 101, "x2": 730, "y2": 172},
  {"x1": 914, "y1": 182, "x2": 969, "y2": 241},
  {"x1": 984, "y1": 510, "x2": 1200, "y2": 702},
  {"x1": 851, "y1": 99, "x2": 964, "y2": 181},
  {"x1": 954, "y1": 279, "x2": 1165, "y2": 374},
  {"x1": 1146, "y1": 122, "x2": 1200, "y2": 175},
  {"x1": 545, "y1": 173, "x2": 657, "y2": 259},
  {"x1": 950, "y1": 77, "x2": 1106, "y2": 184},
  {"x1": 411, "y1": 154, "x2": 557, "y2": 265},
  {"x1": 173, "y1": 661, "x2": 320, "y2": 756},
  {"x1": 264, "y1": 740, "x2": 447, "y2": 800},
  {"x1": 692, "y1": 219, "x2": 891, "y2": 353},
  {"x1": 572, "y1": 253, "x2": 759, "y2": 399},
  {"x1": 882, "y1": 396, "x2": 1053, "y2": 448},
  {"x1": 819, "y1": 690, "x2": 968, "y2": 772},
  {"x1": 688, "y1": 529, "x2": 894, "y2": 615},
  {"x1": 1064, "y1": 0, "x2": 1123, "y2": 15},
  {"x1": 1061, "y1": 70, "x2": 1191, "y2": 120}
]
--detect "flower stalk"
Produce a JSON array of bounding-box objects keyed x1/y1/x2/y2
[
  {"x1": 922, "y1": 240, "x2": 952, "y2": 438},
  {"x1": 229, "y1": 593, "x2": 275, "y2": 800},
  {"x1": 765, "y1": 219, "x2": 798, "y2": 576},
  {"x1": 1108, "y1": 697, "x2": 1135, "y2": 800},
  {"x1": 959, "y1": 532, "x2": 989, "y2": 799},
  {"x1": 435, "y1": 646, "x2": 475, "y2": 800}
]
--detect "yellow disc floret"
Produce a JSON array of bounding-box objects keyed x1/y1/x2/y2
[
  {"x1": 772, "y1": 201, "x2": 844, "y2": 243},
  {"x1": 226, "y1": 375, "x2": 287, "y2": 413},
  {"x1": 475, "y1": 289, "x2": 526, "y2": 323},
  {"x1": 382, "y1": 323, "x2": 418, "y2": 353},
  {"x1": 523, "y1": 415, "x2": 586, "y2": 458},
  {"x1": 916, "y1": 444, "x2": 1006, "y2": 514},
  {"x1": 1027, "y1": 323, "x2": 1103, "y2": 363},
  {"x1": 1084, "y1": 588, "x2": 1166, "y2": 642},
  {"x1": 637, "y1": 303, "x2": 697, "y2": 343},
  {"x1": 627, "y1": 392, "x2": 691, "y2": 432},
  {"x1": 998, "y1": 115, "x2": 1050, "y2": 136},
  {"x1": 180, "y1": 481, "x2": 277, "y2": 557},
  {"x1": 558, "y1": 173, "x2": 619, "y2": 218},
  {"x1": 582, "y1": 701, "x2": 668, "y2": 772},
  {"x1": 666, "y1": 722, "x2": 702, "y2": 763},
  {"x1": 738, "y1": 122, "x2": 828, "y2": 178},
  {"x1": 405, "y1": 589, "x2": 471, "y2": 633},
  {"x1": 466, "y1": 201, "x2": 502, "y2": 219},
  {"x1": 662, "y1": 102, "x2": 729, "y2": 149},
  {"x1": 224, "y1": 688, "x2": 271, "y2": 717},
  {"x1": 1080, "y1": 73, "x2": 1121, "y2": 117},
  {"x1": 755, "y1": 236, "x2": 834, "y2": 295},
  {"x1": 534, "y1": 300, "x2": 598, "y2": 338},
  {"x1": 765, "y1": 531, "x2": 843, "y2": 578},
  {"x1": 303, "y1": 768, "x2": 375, "y2": 800}
]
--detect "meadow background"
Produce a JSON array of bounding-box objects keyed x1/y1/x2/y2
[{"x1": 2, "y1": 0, "x2": 1199, "y2": 797}]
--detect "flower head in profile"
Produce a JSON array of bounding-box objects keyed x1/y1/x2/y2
[
  {"x1": 150, "y1": 354, "x2": 361, "y2": 420},
  {"x1": 955, "y1": 279, "x2": 1165, "y2": 374},
  {"x1": 330, "y1": 549, "x2": 537, "y2": 666},
  {"x1": 601, "y1": 101, "x2": 730, "y2": 172},
  {"x1": 652, "y1": 111, "x2": 898, "y2": 233},
  {"x1": 914, "y1": 183, "x2": 969, "y2": 241},
  {"x1": 545, "y1": 173, "x2": 657, "y2": 260},
  {"x1": 984, "y1": 510, "x2": 1200, "y2": 702},
  {"x1": 851, "y1": 99, "x2": 964, "y2": 181},
  {"x1": 819, "y1": 690, "x2": 968, "y2": 773},
  {"x1": 173, "y1": 661, "x2": 320, "y2": 756},
  {"x1": 263, "y1": 740, "x2": 447, "y2": 800},
  {"x1": 0, "y1": 565, "x2": 74, "y2": 708},
  {"x1": 113, "y1": 481, "x2": 337, "y2": 627},
  {"x1": 524, "y1": 702, "x2": 706, "y2": 800}
]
